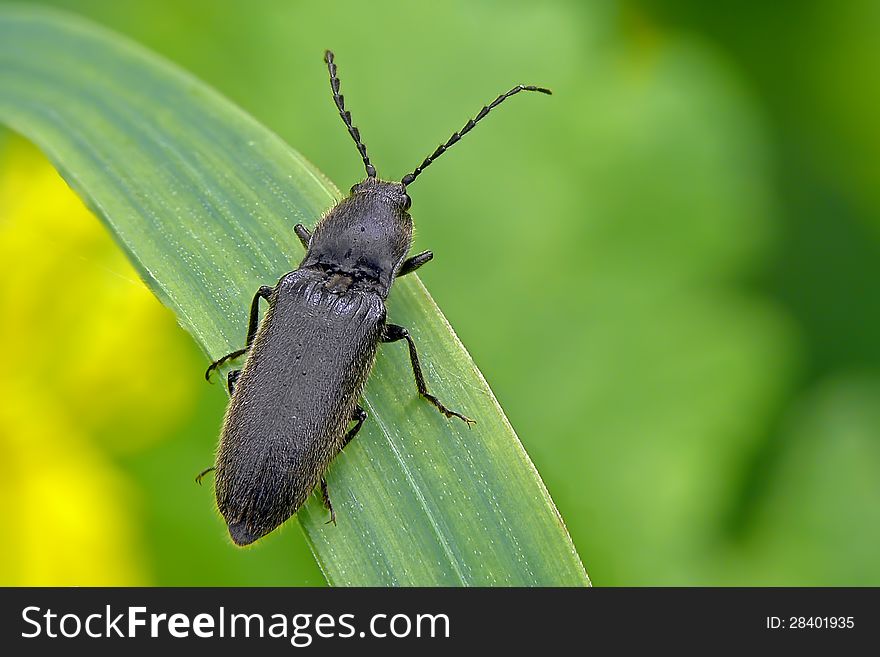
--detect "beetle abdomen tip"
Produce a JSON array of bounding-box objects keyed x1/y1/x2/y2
[{"x1": 228, "y1": 519, "x2": 259, "y2": 546}]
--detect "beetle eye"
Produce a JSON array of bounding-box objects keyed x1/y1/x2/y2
[
  {"x1": 403, "y1": 194, "x2": 412, "y2": 210},
  {"x1": 350, "y1": 184, "x2": 358, "y2": 195}
]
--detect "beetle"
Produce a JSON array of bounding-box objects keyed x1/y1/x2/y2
[{"x1": 201, "y1": 50, "x2": 550, "y2": 546}]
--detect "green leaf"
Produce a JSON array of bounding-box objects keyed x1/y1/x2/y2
[{"x1": 0, "y1": 6, "x2": 588, "y2": 586}]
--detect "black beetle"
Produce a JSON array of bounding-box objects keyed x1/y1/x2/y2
[{"x1": 202, "y1": 50, "x2": 550, "y2": 546}]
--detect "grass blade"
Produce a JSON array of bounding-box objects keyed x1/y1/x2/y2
[{"x1": 0, "y1": 6, "x2": 588, "y2": 585}]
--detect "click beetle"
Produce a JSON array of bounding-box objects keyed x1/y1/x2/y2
[{"x1": 202, "y1": 50, "x2": 550, "y2": 546}]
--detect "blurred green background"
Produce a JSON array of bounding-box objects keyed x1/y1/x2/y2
[{"x1": 1, "y1": 0, "x2": 879, "y2": 585}]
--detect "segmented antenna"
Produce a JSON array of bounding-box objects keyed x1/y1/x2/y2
[
  {"x1": 401, "y1": 84, "x2": 552, "y2": 186},
  {"x1": 324, "y1": 50, "x2": 376, "y2": 178}
]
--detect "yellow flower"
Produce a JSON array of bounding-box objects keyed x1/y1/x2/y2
[{"x1": 0, "y1": 136, "x2": 198, "y2": 585}]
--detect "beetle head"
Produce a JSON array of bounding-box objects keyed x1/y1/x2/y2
[{"x1": 350, "y1": 177, "x2": 411, "y2": 211}]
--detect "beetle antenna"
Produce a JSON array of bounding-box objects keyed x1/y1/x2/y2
[
  {"x1": 324, "y1": 50, "x2": 376, "y2": 178},
  {"x1": 401, "y1": 84, "x2": 551, "y2": 186}
]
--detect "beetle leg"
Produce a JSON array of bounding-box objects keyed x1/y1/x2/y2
[
  {"x1": 382, "y1": 324, "x2": 475, "y2": 425},
  {"x1": 397, "y1": 250, "x2": 433, "y2": 277},
  {"x1": 205, "y1": 285, "x2": 274, "y2": 380},
  {"x1": 226, "y1": 369, "x2": 242, "y2": 395},
  {"x1": 294, "y1": 223, "x2": 311, "y2": 249},
  {"x1": 320, "y1": 477, "x2": 336, "y2": 525},
  {"x1": 195, "y1": 466, "x2": 215, "y2": 485},
  {"x1": 206, "y1": 347, "x2": 247, "y2": 380},
  {"x1": 317, "y1": 407, "x2": 368, "y2": 526},
  {"x1": 341, "y1": 406, "x2": 368, "y2": 449}
]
